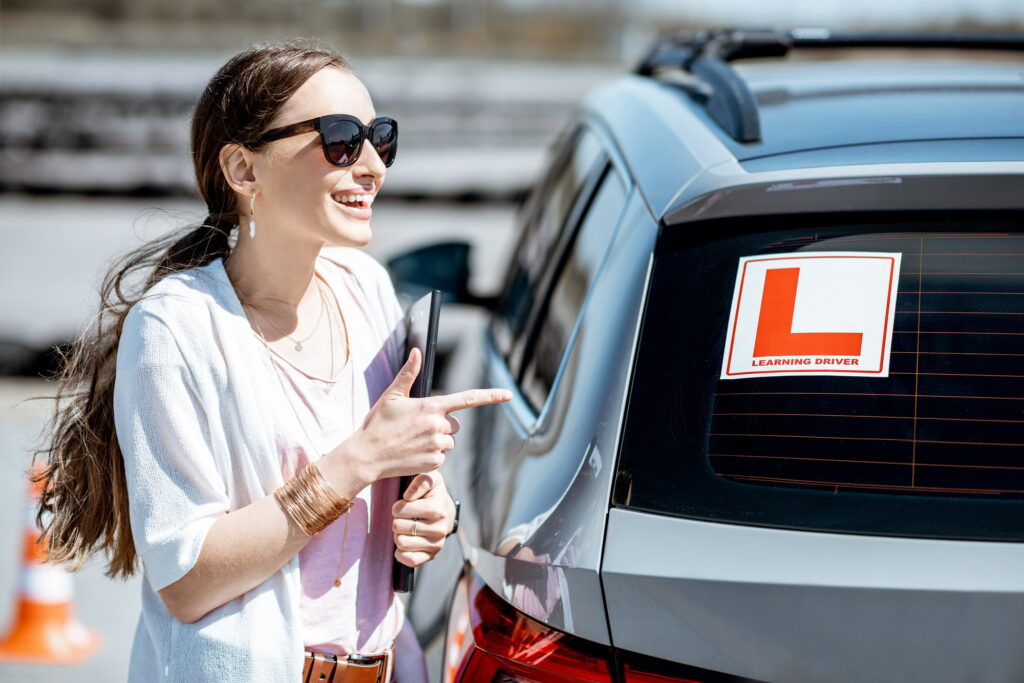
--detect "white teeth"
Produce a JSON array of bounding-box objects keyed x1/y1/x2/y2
[{"x1": 333, "y1": 193, "x2": 374, "y2": 206}]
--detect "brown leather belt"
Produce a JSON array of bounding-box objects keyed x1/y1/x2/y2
[{"x1": 302, "y1": 646, "x2": 394, "y2": 683}]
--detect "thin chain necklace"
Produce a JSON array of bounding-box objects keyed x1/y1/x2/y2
[
  {"x1": 250, "y1": 281, "x2": 327, "y2": 352},
  {"x1": 246, "y1": 273, "x2": 356, "y2": 588}
]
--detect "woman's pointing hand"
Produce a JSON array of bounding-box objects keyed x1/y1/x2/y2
[{"x1": 320, "y1": 348, "x2": 511, "y2": 495}]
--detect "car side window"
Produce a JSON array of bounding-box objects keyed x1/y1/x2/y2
[
  {"x1": 520, "y1": 165, "x2": 628, "y2": 412},
  {"x1": 492, "y1": 128, "x2": 605, "y2": 371}
]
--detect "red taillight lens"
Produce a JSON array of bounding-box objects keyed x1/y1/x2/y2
[
  {"x1": 452, "y1": 574, "x2": 614, "y2": 682},
  {"x1": 447, "y1": 571, "x2": 753, "y2": 683}
]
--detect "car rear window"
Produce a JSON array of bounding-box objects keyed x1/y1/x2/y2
[{"x1": 616, "y1": 215, "x2": 1024, "y2": 541}]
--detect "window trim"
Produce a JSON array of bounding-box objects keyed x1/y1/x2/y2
[
  {"x1": 490, "y1": 128, "x2": 608, "y2": 379},
  {"x1": 487, "y1": 116, "x2": 636, "y2": 432},
  {"x1": 518, "y1": 163, "x2": 630, "y2": 412},
  {"x1": 512, "y1": 159, "x2": 611, "y2": 390},
  {"x1": 529, "y1": 179, "x2": 635, "y2": 435},
  {"x1": 490, "y1": 124, "x2": 584, "y2": 362}
]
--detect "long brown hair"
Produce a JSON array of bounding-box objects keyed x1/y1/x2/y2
[{"x1": 35, "y1": 40, "x2": 351, "y2": 578}]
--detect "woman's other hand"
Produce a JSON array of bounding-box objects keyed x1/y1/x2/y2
[{"x1": 391, "y1": 471, "x2": 456, "y2": 568}]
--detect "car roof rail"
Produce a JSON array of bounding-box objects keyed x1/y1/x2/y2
[{"x1": 636, "y1": 28, "x2": 1024, "y2": 144}]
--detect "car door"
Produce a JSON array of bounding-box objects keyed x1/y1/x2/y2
[
  {"x1": 456, "y1": 124, "x2": 609, "y2": 553},
  {"x1": 465, "y1": 121, "x2": 647, "y2": 641},
  {"x1": 429, "y1": 122, "x2": 664, "y2": 682},
  {"x1": 406, "y1": 123, "x2": 608, "y2": 655}
]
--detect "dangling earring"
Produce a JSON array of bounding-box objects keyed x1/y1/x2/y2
[{"x1": 249, "y1": 193, "x2": 257, "y2": 239}]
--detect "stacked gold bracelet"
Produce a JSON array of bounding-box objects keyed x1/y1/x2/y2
[{"x1": 274, "y1": 462, "x2": 352, "y2": 536}]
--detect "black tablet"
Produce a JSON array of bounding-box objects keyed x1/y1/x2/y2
[
  {"x1": 406, "y1": 290, "x2": 441, "y2": 401},
  {"x1": 393, "y1": 290, "x2": 441, "y2": 593}
]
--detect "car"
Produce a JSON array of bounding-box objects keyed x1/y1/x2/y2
[{"x1": 389, "y1": 28, "x2": 1024, "y2": 683}]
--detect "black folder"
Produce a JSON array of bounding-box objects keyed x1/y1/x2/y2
[{"x1": 392, "y1": 290, "x2": 441, "y2": 593}]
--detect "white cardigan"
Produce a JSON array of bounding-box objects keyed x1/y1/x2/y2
[{"x1": 113, "y1": 250, "x2": 404, "y2": 682}]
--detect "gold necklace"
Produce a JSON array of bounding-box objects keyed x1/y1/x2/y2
[
  {"x1": 251, "y1": 281, "x2": 327, "y2": 352},
  {"x1": 247, "y1": 272, "x2": 356, "y2": 588}
]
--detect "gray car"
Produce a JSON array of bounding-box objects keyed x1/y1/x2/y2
[{"x1": 391, "y1": 29, "x2": 1024, "y2": 683}]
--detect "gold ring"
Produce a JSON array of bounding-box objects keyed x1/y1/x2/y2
[{"x1": 410, "y1": 520, "x2": 418, "y2": 537}]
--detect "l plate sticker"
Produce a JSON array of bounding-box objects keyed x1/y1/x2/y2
[{"x1": 721, "y1": 251, "x2": 901, "y2": 379}]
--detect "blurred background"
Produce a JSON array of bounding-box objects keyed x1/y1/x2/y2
[{"x1": 1, "y1": 1, "x2": 1022, "y2": 680}]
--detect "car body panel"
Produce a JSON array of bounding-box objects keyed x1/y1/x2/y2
[
  {"x1": 445, "y1": 192, "x2": 657, "y2": 644},
  {"x1": 603, "y1": 507, "x2": 1024, "y2": 683}
]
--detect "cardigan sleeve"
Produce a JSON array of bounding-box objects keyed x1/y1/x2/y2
[{"x1": 113, "y1": 304, "x2": 229, "y2": 592}]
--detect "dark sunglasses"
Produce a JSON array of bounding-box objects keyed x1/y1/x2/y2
[{"x1": 251, "y1": 114, "x2": 398, "y2": 168}]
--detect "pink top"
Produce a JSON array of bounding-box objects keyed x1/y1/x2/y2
[{"x1": 267, "y1": 254, "x2": 404, "y2": 656}]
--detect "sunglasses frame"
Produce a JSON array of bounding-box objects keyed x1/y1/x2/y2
[{"x1": 250, "y1": 114, "x2": 398, "y2": 168}]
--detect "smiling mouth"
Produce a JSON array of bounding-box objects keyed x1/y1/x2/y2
[{"x1": 331, "y1": 193, "x2": 374, "y2": 209}]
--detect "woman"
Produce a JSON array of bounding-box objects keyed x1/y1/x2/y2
[{"x1": 35, "y1": 41, "x2": 510, "y2": 682}]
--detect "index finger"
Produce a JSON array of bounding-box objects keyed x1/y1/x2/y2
[{"x1": 430, "y1": 388, "x2": 513, "y2": 414}]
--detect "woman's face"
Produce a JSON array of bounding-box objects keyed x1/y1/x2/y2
[{"x1": 252, "y1": 67, "x2": 386, "y2": 248}]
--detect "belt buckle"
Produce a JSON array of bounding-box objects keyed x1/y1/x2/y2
[
  {"x1": 303, "y1": 649, "x2": 389, "y2": 683},
  {"x1": 345, "y1": 651, "x2": 388, "y2": 683}
]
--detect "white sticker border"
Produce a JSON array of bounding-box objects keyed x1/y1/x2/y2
[{"x1": 720, "y1": 251, "x2": 901, "y2": 380}]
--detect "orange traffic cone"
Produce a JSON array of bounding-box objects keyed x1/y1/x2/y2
[{"x1": 0, "y1": 469, "x2": 100, "y2": 664}]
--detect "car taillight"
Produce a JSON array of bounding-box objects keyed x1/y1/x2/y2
[
  {"x1": 446, "y1": 571, "x2": 762, "y2": 683},
  {"x1": 450, "y1": 573, "x2": 614, "y2": 682}
]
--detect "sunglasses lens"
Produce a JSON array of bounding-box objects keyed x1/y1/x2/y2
[
  {"x1": 323, "y1": 119, "x2": 363, "y2": 166},
  {"x1": 371, "y1": 120, "x2": 398, "y2": 167}
]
